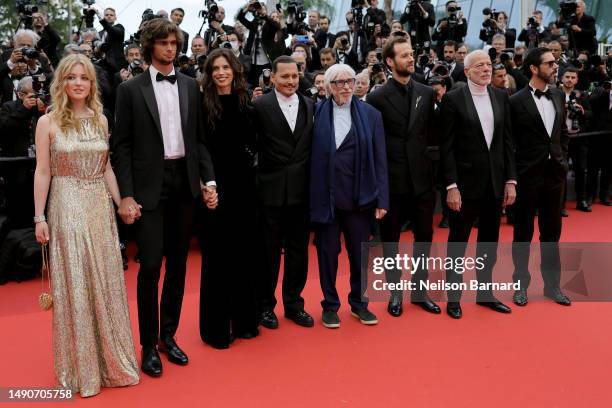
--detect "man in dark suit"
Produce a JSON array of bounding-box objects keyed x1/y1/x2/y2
[
  {"x1": 314, "y1": 15, "x2": 336, "y2": 50},
  {"x1": 113, "y1": 18, "x2": 217, "y2": 377},
  {"x1": 586, "y1": 85, "x2": 612, "y2": 206},
  {"x1": 558, "y1": 0, "x2": 597, "y2": 56},
  {"x1": 442, "y1": 40, "x2": 467, "y2": 83},
  {"x1": 252, "y1": 56, "x2": 315, "y2": 330},
  {"x1": 95, "y1": 6, "x2": 126, "y2": 73},
  {"x1": 432, "y1": 1, "x2": 468, "y2": 58},
  {"x1": 510, "y1": 47, "x2": 571, "y2": 307},
  {"x1": 440, "y1": 50, "x2": 516, "y2": 319},
  {"x1": 366, "y1": 36, "x2": 440, "y2": 317},
  {"x1": 399, "y1": 0, "x2": 435, "y2": 47}
]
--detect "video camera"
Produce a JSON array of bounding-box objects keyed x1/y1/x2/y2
[
  {"x1": 199, "y1": 0, "x2": 223, "y2": 24},
  {"x1": 559, "y1": 1, "x2": 578, "y2": 22},
  {"x1": 286, "y1": 0, "x2": 309, "y2": 35},
  {"x1": 447, "y1": 4, "x2": 461, "y2": 28},
  {"x1": 129, "y1": 59, "x2": 144, "y2": 76},
  {"x1": 567, "y1": 90, "x2": 582, "y2": 130},
  {"x1": 482, "y1": 8, "x2": 500, "y2": 29},
  {"x1": 15, "y1": 0, "x2": 48, "y2": 30},
  {"x1": 80, "y1": 0, "x2": 96, "y2": 29},
  {"x1": 31, "y1": 73, "x2": 50, "y2": 105},
  {"x1": 350, "y1": 0, "x2": 366, "y2": 31}
]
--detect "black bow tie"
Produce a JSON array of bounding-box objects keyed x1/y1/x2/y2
[
  {"x1": 533, "y1": 88, "x2": 551, "y2": 100},
  {"x1": 156, "y1": 72, "x2": 177, "y2": 84}
]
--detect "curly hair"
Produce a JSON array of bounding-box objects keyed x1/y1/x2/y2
[
  {"x1": 140, "y1": 18, "x2": 184, "y2": 64},
  {"x1": 48, "y1": 54, "x2": 104, "y2": 133},
  {"x1": 200, "y1": 48, "x2": 250, "y2": 129}
]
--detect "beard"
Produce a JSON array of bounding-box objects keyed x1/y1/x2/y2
[
  {"x1": 395, "y1": 64, "x2": 414, "y2": 77},
  {"x1": 537, "y1": 69, "x2": 556, "y2": 84}
]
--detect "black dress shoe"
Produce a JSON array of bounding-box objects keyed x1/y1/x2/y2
[
  {"x1": 260, "y1": 310, "x2": 279, "y2": 329},
  {"x1": 544, "y1": 287, "x2": 572, "y2": 306},
  {"x1": 159, "y1": 337, "x2": 188, "y2": 365},
  {"x1": 141, "y1": 347, "x2": 162, "y2": 377},
  {"x1": 577, "y1": 201, "x2": 592, "y2": 212},
  {"x1": 285, "y1": 309, "x2": 314, "y2": 327},
  {"x1": 560, "y1": 209, "x2": 569, "y2": 217},
  {"x1": 387, "y1": 299, "x2": 403, "y2": 317},
  {"x1": 446, "y1": 302, "x2": 462, "y2": 319},
  {"x1": 476, "y1": 300, "x2": 512, "y2": 313},
  {"x1": 235, "y1": 329, "x2": 259, "y2": 339},
  {"x1": 411, "y1": 298, "x2": 441, "y2": 314},
  {"x1": 600, "y1": 199, "x2": 612, "y2": 206},
  {"x1": 513, "y1": 289, "x2": 528, "y2": 306}
]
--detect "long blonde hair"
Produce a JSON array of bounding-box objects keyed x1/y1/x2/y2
[{"x1": 48, "y1": 54, "x2": 104, "y2": 133}]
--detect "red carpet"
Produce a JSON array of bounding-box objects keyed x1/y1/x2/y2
[{"x1": 1, "y1": 204, "x2": 611, "y2": 407}]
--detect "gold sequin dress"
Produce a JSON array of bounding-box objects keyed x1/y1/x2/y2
[{"x1": 47, "y1": 118, "x2": 139, "y2": 397}]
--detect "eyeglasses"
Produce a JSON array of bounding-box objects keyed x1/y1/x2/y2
[
  {"x1": 330, "y1": 78, "x2": 356, "y2": 88},
  {"x1": 540, "y1": 60, "x2": 558, "y2": 67}
]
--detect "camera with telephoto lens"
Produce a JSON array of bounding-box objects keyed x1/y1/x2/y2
[
  {"x1": 262, "y1": 68, "x2": 273, "y2": 93},
  {"x1": 527, "y1": 17, "x2": 538, "y2": 29},
  {"x1": 286, "y1": 0, "x2": 309, "y2": 35},
  {"x1": 18, "y1": 47, "x2": 39, "y2": 62},
  {"x1": 31, "y1": 73, "x2": 50, "y2": 105},
  {"x1": 16, "y1": 0, "x2": 49, "y2": 29},
  {"x1": 447, "y1": 5, "x2": 461, "y2": 28},
  {"x1": 482, "y1": 8, "x2": 500, "y2": 28},
  {"x1": 80, "y1": 0, "x2": 97, "y2": 29},
  {"x1": 432, "y1": 61, "x2": 450, "y2": 77},
  {"x1": 567, "y1": 90, "x2": 582, "y2": 131},
  {"x1": 220, "y1": 41, "x2": 233, "y2": 49},
  {"x1": 340, "y1": 37, "x2": 349, "y2": 49},
  {"x1": 199, "y1": 0, "x2": 222, "y2": 23},
  {"x1": 129, "y1": 58, "x2": 144, "y2": 76},
  {"x1": 350, "y1": 0, "x2": 365, "y2": 31},
  {"x1": 417, "y1": 41, "x2": 431, "y2": 67},
  {"x1": 559, "y1": 1, "x2": 578, "y2": 22}
]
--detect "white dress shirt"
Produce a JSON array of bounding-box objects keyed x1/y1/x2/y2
[
  {"x1": 467, "y1": 79, "x2": 494, "y2": 149},
  {"x1": 530, "y1": 85, "x2": 556, "y2": 138},
  {"x1": 332, "y1": 99, "x2": 352, "y2": 149},
  {"x1": 149, "y1": 65, "x2": 185, "y2": 159},
  {"x1": 275, "y1": 89, "x2": 299, "y2": 133}
]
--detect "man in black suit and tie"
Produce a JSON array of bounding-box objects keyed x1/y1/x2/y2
[
  {"x1": 510, "y1": 47, "x2": 571, "y2": 307},
  {"x1": 253, "y1": 56, "x2": 315, "y2": 330},
  {"x1": 113, "y1": 18, "x2": 217, "y2": 377},
  {"x1": 95, "y1": 6, "x2": 126, "y2": 73},
  {"x1": 440, "y1": 50, "x2": 516, "y2": 319},
  {"x1": 366, "y1": 36, "x2": 440, "y2": 317}
]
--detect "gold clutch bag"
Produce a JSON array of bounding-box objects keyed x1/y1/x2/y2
[{"x1": 38, "y1": 243, "x2": 53, "y2": 311}]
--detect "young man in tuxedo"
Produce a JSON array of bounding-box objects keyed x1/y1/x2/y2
[
  {"x1": 253, "y1": 56, "x2": 315, "y2": 330},
  {"x1": 366, "y1": 36, "x2": 440, "y2": 318},
  {"x1": 113, "y1": 18, "x2": 217, "y2": 377},
  {"x1": 510, "y1": 47, "x2": 571, "y2": 307},
  {"x1": 439, "y1": 50, "x2": 516, "y2": 319}
]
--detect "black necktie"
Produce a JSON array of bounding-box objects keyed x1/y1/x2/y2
[
  {"x1": 156, "y1": 72, "x2": 177, "y2": 84},
  {"x1": 534, "y1": 88, "x2": 551, "y2": 100}
]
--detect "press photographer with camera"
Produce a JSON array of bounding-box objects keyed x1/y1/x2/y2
[
  {"x1": 557, "y1": 0, "x2": 596, "y2": 56},
  {"x1": 237, "y1": 0, "x2": 282, "y2": 87},
  {"x1": 203, "y1": 3, "x2": 235, "y2": 51},
  {"x1": 170, "y1": 8, "x2": 190, "y2": 54},
  {"x1": 93, "y1": 6, "x2": 126, "y2": 73},
  {"x1": 559, "y1": 66, "x2": 592, "y2": 212},
  {"x1": 314, "y1": 15, "x2": 336, "y2": 49},
  {"x1": 399, "y1": 0, "x2": 435, "y2": 48},
  {"x1": 432, "y1": 1, "x2": 467, "y2": 58},
  {"x1": 332, "y1": 31, "x2": 359, "y2": 71},
  {"x1": 116, "y1": 43, "x2": 145, "y2": 85},
  {"x1": 319, "y1": 47, "x2": 336, "y2": 71},
  {"x1": 479, "y1": 9, "x2": 516, "y2": 49},
  {"x1": 31, "y1": 11, "x2": 60, "y2": 68},
  {"x1": 518, "y1": 10, "x2": 547, "y2": 49},
  {"x1": 363, "y1": 0, "x2": 388, "y2": 41},
  {"x1": 442, "y1": 40, "x2": 466, "y2": 83}
]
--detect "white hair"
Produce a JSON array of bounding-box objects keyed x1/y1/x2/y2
[
  {"x1": 17, "y1": 76, "x2": 33, "y2": 93},
  {"x1": 323, "y1": 63, "x2": 356, "y2": 97},
  {"x1": 464, "y1": 50, "x2": 490, "y2": 68},
  {"x1": 492, "y1": 33, "x2": 506, "y2": 44},
  {"x1": 13, "y1": 29, "x2": 40, "y2": 47}
]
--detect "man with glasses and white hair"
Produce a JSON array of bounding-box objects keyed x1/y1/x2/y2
[
  {"x1": 439, "y1": 50, "x2": 516, "y2": 319},
  {"x1": 310, "y1": 63, "x2": 388, "y2": 328}
]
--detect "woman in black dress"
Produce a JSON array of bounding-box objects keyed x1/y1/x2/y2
[{"x1": 198, "y1": 48, "x2": 259, "y2": 349}]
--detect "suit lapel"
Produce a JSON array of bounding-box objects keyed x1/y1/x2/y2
[
  {"x1": 462, "y1": 86, "x2": 489, "y2": 151},
  {"x1": 176, "y1": 74, "x2": 189, "y2": 137},
  {"x1": 140, "y1": 71, "x2": 163, "y2": 140},
  {"x1": 382, "y1": 82, "x2": 410, "y2": 122},
  {"x1": 266, "y1": 93, "x2": 296, "y2": 143},
  {"x1": 407, "y1": 82, "x2": 420, "y2": 133},
  {"x1": 550, "y1": 90, "x2": 563, "y2": 139},
  {"x1": 519, "y1": 87, "x2": 548, "y2": 139},
  {"x1": 487, "y1": 86, "x2": 502, "y2": 147}
]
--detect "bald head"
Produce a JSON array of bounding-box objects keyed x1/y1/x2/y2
[
  {"x1": 464, "y1": 50, "x2": 490, "y2": 68},
  {"x1": 464, "y1": 50, "x2": 492, "y2": 86}
]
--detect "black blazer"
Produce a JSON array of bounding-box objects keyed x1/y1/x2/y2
[
  {"x1": 112, "y1": 69, "x2": 215, "y2": 210},
  {"x1": 314, "y1": 30, "x2": 336, "y2": 49},
  {"x1": 450, "y1": 63, "x2": 467, "y2": 83},
  {"x1": 237, "y1": 9, "x2": 282, "y2": 64},
  {"x1": 99, "y1": 21, "x2": 126, "y2": 72},
  {"x1": 366, "y1": 79, "x2": 437, "y2": 196},
  {"x1": 252, "y1": 91, "x2": 314, "y2": 206},
  {"x1": 509, "y1": 87, "x2": 569, "y2": 186},
  {"x1": 439, "y1": 85, "x2": 516, "y2": 200}
]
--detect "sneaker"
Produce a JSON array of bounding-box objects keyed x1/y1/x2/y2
[
  {"x1": 322, "y1": 310, "x2": 340, "y2": 328},
  {"x1": 351, "y1": 308, "x2": 378, "y2": 325}
]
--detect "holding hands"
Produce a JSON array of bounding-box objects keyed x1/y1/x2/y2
[{"x1": 118, "y1": 197, "x2": 142, "y2": 225}]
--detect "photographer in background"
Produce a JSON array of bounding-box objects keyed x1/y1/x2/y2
[
  {"x1": 319, "y1": 47, "x2": 336, "y2": 71},
  {"x1": 171, "y1": 8, "x2": 190, "y2": 54},
  {"x1": 442, "y1": 40, "x2": 466, "y2": 83},
  {"x1": 363, "y1": 0, "x2": 388, "y2": 42},
  {"x1": 115, "y1": 43, "x2": 145, "y2": 85},
  {"x1": 557, "y1": 0, "x2": 596, "y2": 57},
  {"x1": 399, "y1": 0, "x2": 435, "y2": 48},
  {"x1": 237, "y1": 0, "x2": 282, "y2": 87},
  {"x1": 95, "y1": 6, "x2": 126, "y2": 73},
  {"x1": 315, "y1": 15, "x2": 335, "y2": 49},
  {"x1": 518, "y1": 10, "x2": 546, "y2": 49},
  {"x1": 32, "y1": 11, "x2": 60, "y2": 67},
  {"x1": 559, "y1": 67, "x2": 592, "y2": 212},
  {"x1": 432, "y1": 1, "x2": 467, "y2": 58},
  {"x1": 205, "y1": 5, "x2": 235, "y2": 50},
  {"x1": 479, "y1": 9, "x2": 516, "y2": 49},
  {"x1": 333, "y1": 31, "x2": 359, "y2": 70},
  {"x1": 307, "y1": 9, "x2": 320, "y2": 32}
]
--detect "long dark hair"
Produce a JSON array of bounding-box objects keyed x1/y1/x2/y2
[{"x1": 201, "y1": 48, "x2": 250, "y2": 129}]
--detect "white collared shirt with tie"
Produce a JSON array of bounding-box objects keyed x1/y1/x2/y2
[
  {"x1": 149, "y1": 65, "x2": 185, "y2": 159},
  {"x1": 274, "y1": 89, "x2": 299, "y2": 132}
]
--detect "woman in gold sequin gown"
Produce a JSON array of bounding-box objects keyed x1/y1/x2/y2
[{"x1": 33, "y1": 54, "x2": 139, "y2": 397}]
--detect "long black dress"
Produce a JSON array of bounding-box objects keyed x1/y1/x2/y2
[{"x1": 198, "y1": 93, "x2": 259, "y2": 349}]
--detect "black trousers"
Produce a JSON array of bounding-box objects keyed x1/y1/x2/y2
[
  {"x1": 586, "y1": 134, "x2": 612, "y2": 202},
  {"x1": 379, "y1": 190, "x2": 435, "y2": 301},
  {"x1": 569, "y1": 138, "x2": 588, "y2": 202},
  {"x1": 257, "y1": 204, "x2": 309, "y2": 314},
  {"x1": 315, "y1": 208, "x2": 371, "y2": 312},
  {"x1": 512, "y1": 161, "x2": 564, "y2": 291},
  {"x1": 135, "y1": 159, "x2": 195, "y2": 347},
  {"x1": 446, "y1": 184, "x2": 503, "y2": 302}
]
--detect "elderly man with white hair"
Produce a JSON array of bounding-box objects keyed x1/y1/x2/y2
[
  {"x1": 310, "y1": 63, "x2": 389, "y2": 328},
  {"x1": 439, "y1": 49, "x2": 516, "y2": 319}
]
